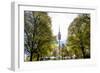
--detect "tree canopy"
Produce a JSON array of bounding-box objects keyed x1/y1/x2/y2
[
  {"x1": 66, "y1": 14, "x2": 90, "y2": 59},
  {"x1": 24, "y1": 11, "x2": 53, "y2": 61}
]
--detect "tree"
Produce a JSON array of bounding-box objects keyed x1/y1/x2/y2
[
  {"x1": 66, "y1": 14, "x2": 90, "y2": 59},
  {"x1": 24, "y1": 11, "x2": 53, "y2": 61}
]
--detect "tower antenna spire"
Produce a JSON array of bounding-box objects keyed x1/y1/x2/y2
[{"x1": 58, "y1": 25, "x2": 61, "y2": 59}]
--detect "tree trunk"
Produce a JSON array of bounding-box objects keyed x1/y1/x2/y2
[
  {"x1": 30, "y1": 40, "x2": 34, "y2": 61},
  {"x1": 37, "y1": 54, "x2": 39, "y2": 61},
  {"x1": 80, "y1": 41, "x2": 85, "y2": 58},
  {"x1": 30, "y1": 51, "x2": 33, "y2": 61}
]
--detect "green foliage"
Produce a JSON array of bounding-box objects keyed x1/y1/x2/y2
[
  {"x1": 24, "y1": 11, "x2": 53, "y2": 61},
  {"x1": 66, "y1": 14, "x2": 90, "y2": 59}
]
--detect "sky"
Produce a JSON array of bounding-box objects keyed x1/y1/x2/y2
[{"x1": 48, "y1": 13, "x2": 78, "y2": 42}]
